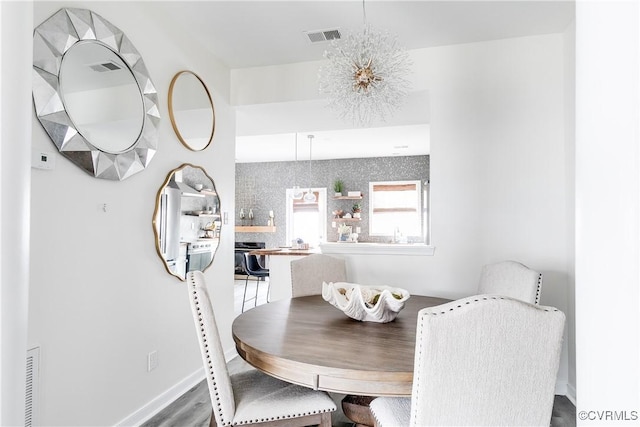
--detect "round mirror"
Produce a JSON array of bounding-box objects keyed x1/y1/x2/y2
[
  {"x1": 168, "y1": 71, "x2": 215, "y2": 151},
  {"x1": 32, "y1": 8, "x2": 160, "y2": 181},
  {"x1": 152, "y1": 164, "x2": 221, "y2": 281},
  {"x1": 59, "y1": 41, "x2": 144, "y2": 154}
]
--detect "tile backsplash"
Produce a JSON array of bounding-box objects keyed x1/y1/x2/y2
[{"x1": 235, "y1": 155, "x2": 429, "y2": 247}]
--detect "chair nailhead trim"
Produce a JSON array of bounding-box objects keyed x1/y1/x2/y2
[
  {"x1": 235, "y1": 408, "x2": 333, "y2": 424},
  {"x1": 535, "y1": 273, "x2": 543, "y2": 305},
  {"x1": 424, "y1": 295, "x2": 559, "y2": 316},
  {"x1": 188, "y1": 274, "x2": 230, "y2": 426}
]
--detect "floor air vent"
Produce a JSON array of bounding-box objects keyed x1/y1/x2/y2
[
  {"x1": 304, "y1": 28, "x2": 341, "y2": 43},
  {"x1": 25, "y1": 347, "x2": 40, "y2": 427}
]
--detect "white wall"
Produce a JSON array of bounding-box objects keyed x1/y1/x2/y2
[
  {"x1": 233, "y1": 34, "x2": 572, "y2": 392},
  {"x1": 29, "y1": 2, "x2": 236, "y2": 425},
  {"x1": 575, "y1": 1, "x2": 639, "y2": 421},
  {"x1": 0, "y1": 2, "x2": 33, "y2": 425}
]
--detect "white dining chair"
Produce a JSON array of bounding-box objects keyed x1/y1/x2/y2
[
  {"x1": 290, "y1": 253, "x2": 346, "y2": 297},
  {"x1": 187, "y1": 271, "x2": 336, "y2": 426},
  {"x1": 369, "y1": 295, "x2": 565, "y2": 427},
  {"x1": 478, "y1": 260, "x2": 543, "y2": 304}
]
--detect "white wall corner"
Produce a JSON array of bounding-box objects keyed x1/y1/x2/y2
[
  {"x1": 555, "y1": 378, "x2": 569, "y2": 397},
  {"x1": 565, "y1": 383, "x2": 577, "y2": 406}
]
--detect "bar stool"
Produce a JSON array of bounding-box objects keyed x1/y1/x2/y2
[{"x1": 242, "y1": 252, "x2": 269, "y2": 312}]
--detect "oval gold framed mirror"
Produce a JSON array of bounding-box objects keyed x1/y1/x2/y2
[
  {"x1": 168, "y1": 71, "x2": 215, "y2": 151},
  {"x1": 32, "y1": 8, "x2": 159, "y2": 180},
  {"x1": 152, "y1": 164, "x2": 221, "y2": 281}
]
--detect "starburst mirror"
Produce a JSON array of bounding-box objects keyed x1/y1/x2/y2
[{"x1": 32, "y1": 8, "x2": 160, "y2": 180}]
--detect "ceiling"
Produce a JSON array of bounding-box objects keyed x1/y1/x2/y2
[
  {"x1": 158, "y1": 1, "x2": 574, "y2": 70},
  {"x1": 236, "y1": 124, "x2": 431, "y2": 162},
  {"x1": 155, "y1": 1, "x2": 575, "y2": 162}
]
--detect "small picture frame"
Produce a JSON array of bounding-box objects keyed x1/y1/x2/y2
[{"x1": 338, "y1": 225, "x2": 352, "y2": 241}]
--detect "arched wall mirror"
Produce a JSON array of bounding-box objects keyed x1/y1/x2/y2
[
  {"x1": 153, "y1": 164, "x2": 221, "y2": 281},
  {"x1": 168, "y1": 71, "x2": 215, "y2": 151},
  {"x1": 32, "y1": 8, "x2": 160, "y2": 180}
]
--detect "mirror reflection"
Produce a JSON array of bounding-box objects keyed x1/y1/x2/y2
[
  {"x1": 168, "y1": 71, "x2": 215, "y2": 151},
  {"x1": 153, "y1": 164, "x2": 221, "y2": 281},
  {"x1": 60, "y1": 42, "x2": 144, "y2": 153}
]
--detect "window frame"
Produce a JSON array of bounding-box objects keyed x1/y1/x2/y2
[
  {"x1": 368, "y1": 180, "x2": 423, "y2": 239},
  {"x1": 285, "y1": 187, "x2": 327, "y2": 245}
]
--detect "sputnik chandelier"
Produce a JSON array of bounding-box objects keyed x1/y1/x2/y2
[{"x1": 319, "y1": 0, "x2": 411, "y2": 126}]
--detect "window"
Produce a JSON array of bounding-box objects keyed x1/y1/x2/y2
[
  {"x1": 369, "y1": 180, "x2": 423, "y2": 239},
  {"x1": 285, "y1": 188, "x2": 327, "y2": 247}
]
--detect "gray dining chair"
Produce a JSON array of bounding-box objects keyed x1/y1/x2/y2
[
  {"x1": 478, "y1": 260, "x2": 543, "y2": 304},
  {"x1": 369, "y1": 295, "x2": 565, "y2": 427},
  {"x1": 187, "y1": 271, "x2": 336, "y2": 426},
  {"x1": 290, "y1": 253, "x2": 347, "y2": 297}
]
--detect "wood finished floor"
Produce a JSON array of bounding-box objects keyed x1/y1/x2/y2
[{"x1": 142, "y1": 279, "x2": 576, "y2": 427}]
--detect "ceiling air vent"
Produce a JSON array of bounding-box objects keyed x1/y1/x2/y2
[
  {"x1": 304, "y1": 28, "x2": 341, "y2": 44},
  {"x1": 89, "y1": 61, "x2": 122, "y2": 72}
]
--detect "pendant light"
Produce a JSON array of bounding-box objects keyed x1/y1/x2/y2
[
  {"x1": 303, "y1": 135, "x2": 317, "y2": 203},
  {"x1": 318, "y1": 0, "x2": 411, "y2": 125},
  {"x1": 291, "y1": 133, "x2": 304, "y2": 200}
]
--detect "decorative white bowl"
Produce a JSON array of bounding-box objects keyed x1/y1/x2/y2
[{"x1": 321, "y1": 282, "x2": 410, "y2": 323}]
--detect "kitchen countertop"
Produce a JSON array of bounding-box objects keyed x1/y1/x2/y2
[{"x1": 249, "y1": 248, "x2": 319, "y2": 256}]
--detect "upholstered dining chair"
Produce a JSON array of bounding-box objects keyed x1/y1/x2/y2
[
  {"x1": 478, "y1": 260, "x2": 543, "y2": 304},
  {"x1": 290, "y1": 253, "x2": 346, "y2": 297},
  {"x1": 241, "y1": 252, "x2": 269, "y2": 312},
  {"x1": 187, "y1": 271, "x2": 336, "y2": 427},
  {"x1": 369, "y1": 295, "x2": 565, "y2": 427}
]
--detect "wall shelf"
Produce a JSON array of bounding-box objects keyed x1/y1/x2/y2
[
  {"x1": 184, "y1": 212, "x2": 220, "y2": 218},
  {"x1": 235, "y1": 226, "x2": 277, "y2": 233},
  {"x1": 334, "y1": 218, "x2": 361, "y2": 222},
  {"x1": 333, "y1": 196, "x2": 363, "y2": 200}
]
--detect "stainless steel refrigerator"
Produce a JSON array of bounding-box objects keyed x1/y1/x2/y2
[{"x1": 159, "y1": 186, "x2": 182, "y2": 268}]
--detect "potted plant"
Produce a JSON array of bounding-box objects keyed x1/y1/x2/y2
[
  {"x1": 333, "y1": 179, "x2": 344, "y2": 197},
  {"x1": 352, "y1": 203, "x2": 361, "y2": 219}
]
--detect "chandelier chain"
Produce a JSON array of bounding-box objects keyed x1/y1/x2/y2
[{"x1": 362, "y1": 0, "x2": 367, "y2": 28}]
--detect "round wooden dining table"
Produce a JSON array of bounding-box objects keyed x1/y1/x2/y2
[{"x1": 232, "y1": 294, "x2": 450, "y2": 397}]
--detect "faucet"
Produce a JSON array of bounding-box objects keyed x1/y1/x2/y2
[{"x1": 393, "y1": 226, "x2": 408, "y2": 244}]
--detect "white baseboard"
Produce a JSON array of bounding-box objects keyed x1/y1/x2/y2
[
  {"x1": 114, "y1": 367, "x2": 205, "y2": 427},
  {"x1": 114, "y1": 350, "x2": 239, "y2": 427}
]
